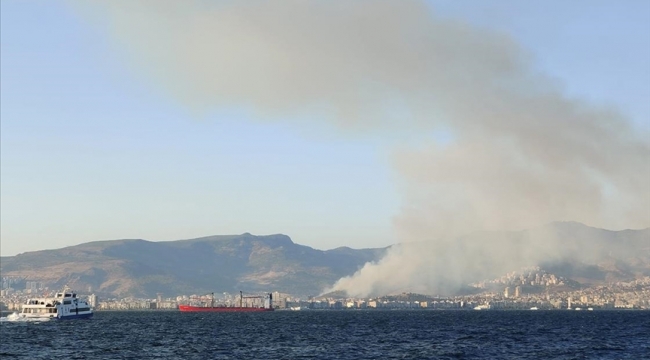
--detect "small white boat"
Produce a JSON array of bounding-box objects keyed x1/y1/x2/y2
[
  {"x1": 18, "y1": 288, "x2": 93, "y2": 320},
  {"x1": 530, "y1": 307, "x2": 539, "y2": 310}
]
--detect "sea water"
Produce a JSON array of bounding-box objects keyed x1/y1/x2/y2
[{"x1": 1, "y1": 310, "x2": 649, "y2": 359}]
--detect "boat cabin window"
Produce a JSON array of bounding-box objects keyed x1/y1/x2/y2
[
  {"x1": 22, "y1": 308, "x2": 54, "y2": 314},
  {"x1": 56, "y1": 292, "x2": 77, "y2": 298},
  {"x1": 63, "y1": 300, "x2": 72, "y2": 305}
]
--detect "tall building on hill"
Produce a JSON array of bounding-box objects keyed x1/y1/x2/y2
[
  {"x1": 504, "y1": 287, "x2": 510, "y2": 298},
  {"x1": 89, "y1": 294, "x2": 98, "y2": 308},
  {"x1": 25, "y1": 281, "x2": 39, "y2": 292},
  {"x1": 515, "y1": 286, "x2": 521, "y2": 298}
]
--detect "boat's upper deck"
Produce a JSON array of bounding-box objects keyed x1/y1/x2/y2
[
  {"x1": 23, "y1": 298, "x2": 59, "y2": 307},
  {"x1": 23, "y1": 289, "x2": 79, "y2": 307},
  {"x1": 55, "y1": 291, "x2": 77, "y2": 299}
]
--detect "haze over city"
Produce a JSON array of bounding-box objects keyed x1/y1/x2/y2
[{"x1": 1, "y1": 0, "x2": 649, "y2": 297}]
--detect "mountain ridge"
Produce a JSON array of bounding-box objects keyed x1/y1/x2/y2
[
  {"x1": 0, "y1": 233, "x2": 389, "y2": 297},
  {"x1": 1, "y1": 222, "x2": 648, "y2": 298}
]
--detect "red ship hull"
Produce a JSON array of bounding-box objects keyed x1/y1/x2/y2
[{"x1": 178, "y1": 305, "x2": 274, "y2": 312}]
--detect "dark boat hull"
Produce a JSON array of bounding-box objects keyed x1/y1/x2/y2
[{"x1": 58, "y1": 312, "x2": 94, "y2": 320}]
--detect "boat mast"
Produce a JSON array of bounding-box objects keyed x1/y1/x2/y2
[{"x1": 240, "y1": 291, "x2": 243, "y2": 307}]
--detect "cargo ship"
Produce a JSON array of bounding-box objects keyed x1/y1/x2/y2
[{"x1": 178, "y1": 291, "x2": 274, "y2": 312}]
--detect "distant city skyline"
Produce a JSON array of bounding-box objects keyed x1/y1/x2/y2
[{"x1": 2, "y1": 0, "x2": 649, "y2": 256}]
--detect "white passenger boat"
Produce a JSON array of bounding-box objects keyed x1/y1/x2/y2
[{"x1": 18, "y1": 288, "x2": 93, "y2": 320}]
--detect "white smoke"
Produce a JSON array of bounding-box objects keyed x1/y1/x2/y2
[{"x1": 72, "y1": 0, "x2": 650, "y2": 297}]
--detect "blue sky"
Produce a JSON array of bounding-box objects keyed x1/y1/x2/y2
[{"x1": 1, "y1": 0, "x2": 648, "y2": 256}]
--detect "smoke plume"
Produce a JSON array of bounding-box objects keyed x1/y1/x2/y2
[{"x1": 74, "y1": 0, "x2": 650, "y2": 296}]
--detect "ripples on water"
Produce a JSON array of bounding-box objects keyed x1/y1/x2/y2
[{"x1": 1, "y1": 310, "x2": 649, "y2": 359}]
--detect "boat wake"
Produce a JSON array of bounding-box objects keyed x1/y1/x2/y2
[{"x1": 0, "y1": 312, "x2": 51, "y2": 323}]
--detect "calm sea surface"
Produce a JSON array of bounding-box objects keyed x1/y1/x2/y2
[{"x1": 1, "y1": 310, "x2": 649, "y2": 359}]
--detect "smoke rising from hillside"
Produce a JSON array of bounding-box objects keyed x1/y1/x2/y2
[{"x1": 75, "y1": 0, "x2": 650, "y2": 296}]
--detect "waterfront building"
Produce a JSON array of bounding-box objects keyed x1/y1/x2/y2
[{"x1": 89, "y1": 294, "x2": 98, "y2": 308}]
